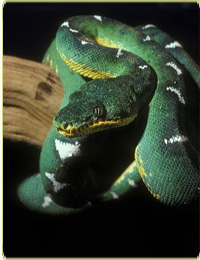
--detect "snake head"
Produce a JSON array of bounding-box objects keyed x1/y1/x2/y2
[{"x1": 53, "y1": 78, "x2": 138, "y2": 137}]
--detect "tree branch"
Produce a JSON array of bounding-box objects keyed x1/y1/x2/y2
[{"x1": 3, "y1": 55, "x2": 63, "y2": 147}]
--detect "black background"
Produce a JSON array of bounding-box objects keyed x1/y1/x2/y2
[{"x1": 3, "y1": 2, "x2": 199, "y2": 258}]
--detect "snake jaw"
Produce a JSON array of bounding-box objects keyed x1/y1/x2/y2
[{"x1": 55, "y1": 115, "x2": 137, "y2": 138}]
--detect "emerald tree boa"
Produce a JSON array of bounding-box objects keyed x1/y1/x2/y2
[{"x1": 18, "y1": 15, "x2": 199, "y2": 214}]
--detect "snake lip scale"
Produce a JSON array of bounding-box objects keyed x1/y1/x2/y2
[{"x1": 55, "y1": 115, "x2": 137, "y2": 137}]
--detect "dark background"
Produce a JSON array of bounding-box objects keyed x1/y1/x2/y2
[{"x1": 3, "y1": 2, "x2": 199, "y2": 258}]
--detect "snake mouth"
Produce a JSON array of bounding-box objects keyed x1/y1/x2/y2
[{"x1": 55, "y1": 115, "x2": 137, "y2": 137}]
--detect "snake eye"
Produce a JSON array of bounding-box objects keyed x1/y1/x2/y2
[{"x1": 93, "y1": 107, "x2": 104, "y2": 117}]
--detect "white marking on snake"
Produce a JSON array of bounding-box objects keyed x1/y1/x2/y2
[
  {"x1": 55, "y1": 139, "x2": 80, "y2": 160},
  {"x1": 42, "y1": 194, "x2": 53, "y2": 207},
  {"x1": 142, "y1": 24, "x2": 156, "y2": 29},
  {"x1": 165, "y1": 41, "x2": 182, "y2": 49},
  {"x1": 139, "y1": 65, "x2": 148, "y2": 70},
  {"x1": 61, "y1": 21, "x2": 69, "y2": 27},
  {"x1": 166, "y1": 62, "x2": 182, "y2": 75},
  {"x1": 164, "y1": 135, "x2": 188, "y2": 145},
  {"x1": 166, "y1": 86, "x2": 185, "y2": 104},
  {"x1": 143, "y1": 35, "x2": 151, "y2": 41},
  {"x1": 116, "y1": 49, "x2": 123, "y2": 58},
  {"x1": 93, "y1": 15, "x2": 102, "y2": 21},
  {"x1": 111, "y1": 192, "x2": 119, "y2": 199},
  {"x1": 128, "y1": 178, "x2": 137, "y2": 187},
  {"x1": 69, "y1": 28, "x2": 79, "y2": 33},
  {"x1": 81, "y1": 40, "x2": 94, "y2": 45},
  {"x1": 45, "y1": 172, "x2": 67, "y2": 193}
]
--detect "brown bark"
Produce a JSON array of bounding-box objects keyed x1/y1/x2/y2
[{"x1": 3, "y1": 55, "x2": 63, "y2": 147}]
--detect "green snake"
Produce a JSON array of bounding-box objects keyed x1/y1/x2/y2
[{"x1": 18, "y1": 15, "x2": 200, "y2": 215}]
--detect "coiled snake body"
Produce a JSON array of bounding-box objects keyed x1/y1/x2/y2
[{"x1": 18, "y1": 16, "x2": 200, "y2": 214}]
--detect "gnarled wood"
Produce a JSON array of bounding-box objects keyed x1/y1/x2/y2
[{"x1": 3, "y1": 55, "x2": 63, "y2": 147}]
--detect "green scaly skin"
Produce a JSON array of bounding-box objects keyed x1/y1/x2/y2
[{"x1": 18, "y1": 15, "x2": 199, "y2": 214}]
